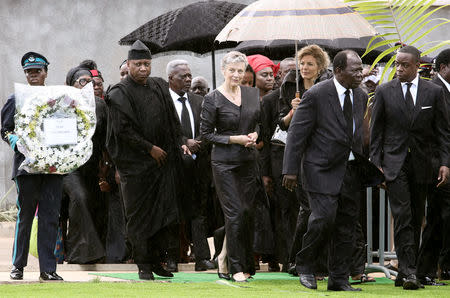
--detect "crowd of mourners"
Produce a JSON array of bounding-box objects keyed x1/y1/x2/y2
[{"x1": 1, "y1": 40, "x2": 450, "y2": 291}]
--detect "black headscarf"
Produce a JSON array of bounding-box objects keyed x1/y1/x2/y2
[{"x1": 66, "y1": 66, "x2": 92, "y2": 86}]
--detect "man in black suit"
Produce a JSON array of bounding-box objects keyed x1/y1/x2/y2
[
  {"x1": 283, "y1": 50, "x2": 367, "y2": 291},
  {"x1": 416, "y1": 48, "x2": 450, "y2": 284},
  {"x1": 370, "y1": 45, "x2": 450, "y2": 290},
  {"x1": 166, "y1": 60, "x2": 215, "y2": 272}
]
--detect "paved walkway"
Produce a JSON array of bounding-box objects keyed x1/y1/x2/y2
[{"x1": 0, "y1": 221, "x2": 273, "y2": 283}]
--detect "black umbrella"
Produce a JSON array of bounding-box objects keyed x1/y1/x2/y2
[
  {"x1": 119, "y1": 1, "x2": 246, "y2": 87},
  {"x1": 235, "y1": 37, "x2": 393, "y2": 64}
]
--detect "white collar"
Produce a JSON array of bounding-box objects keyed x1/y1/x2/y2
[
  {"x1": 333, "y1": 77, "x2": 352, "y2": 96},
  {"x1": 169, "y1": 88, "x2": 186, "y2": 101},
  {"x1": 401, "y1": 74, "x2": 419, "y2": 87}
]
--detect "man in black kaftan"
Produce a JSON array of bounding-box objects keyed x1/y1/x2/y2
[{"x1": 106, "y1": 40, "x2": 188, "y2": 280}]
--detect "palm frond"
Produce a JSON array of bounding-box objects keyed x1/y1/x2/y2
[{"x1": 345, "y1": 0, "x2": 450, "y2": 83}]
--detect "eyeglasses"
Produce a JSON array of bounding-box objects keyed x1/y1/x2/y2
[{"x1": 75, "y1": 78, "x2": 92, "y2": 86}]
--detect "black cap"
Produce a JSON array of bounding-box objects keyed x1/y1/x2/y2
[
  {"x1": 21, "y1": 52, "x2": 49, "y2": 70},
  {"x1": 128, "y1": 40, "x2": 152, "y2": 60}
]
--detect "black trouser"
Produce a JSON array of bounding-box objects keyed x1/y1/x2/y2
[
  {"x1": 189, "y1": 161, "x2": 212, "y2": 261},
  {"x1": 289, "y1": 182, "x2": 328, "y2": 275},
  {"x1": 386, "y1": 156, "x2": 427, "y2": 277},
  {"x1": 105, "y1": 189, "x2": 127, "y2": 263},
  {"x1": 212, "y1": 160, "x2": 257, "y2": 275},
  {"x1": 350, "y1": 220, "x2": 366, "y2": 276},
  {"x1": 296, "y1": 163, "x2": 360, "y2": 285},
  {"x1": 417, "y1": 182, "x2": 450, "y2": 278},
  {"x1": 13, "y1": 174, "x2": 63, "y2": 272},
  {"x1": 134, "y1": 226, "x2": 172, "y2": 271}
]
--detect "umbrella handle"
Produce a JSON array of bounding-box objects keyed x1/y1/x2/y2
[{"x1": 295, "y1": 91, "x2": 300, "y2": 99}]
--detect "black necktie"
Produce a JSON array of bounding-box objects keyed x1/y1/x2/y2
[
  {"x1": 178, "y1": 97, "x2": 193, "y2": 139},
  {"x1": 343, "y1": 89, "x2": 353, "y2": 138},
  {"x1": 405, "y1": 82, "x2": 414, "y2": 113}
]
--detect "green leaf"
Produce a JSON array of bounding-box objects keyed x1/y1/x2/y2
[
  {"x1": 368, "y1": 45, "x2": 401, "y2": 66},
  {"x1": 397, "y1": 0, "x2": 425, "y2": 21},
  {"x1": 372, "y1": 20, "x2": 395, "y2": 24},
  {"x1": 364, "y1": 15, "x2": 392, "y2": 20},
  {"x1": 354, "y1": 8, "x2": 390, "y2": 14},
  {"x1": 399, "y1": 1, "x2": 435, "y2": 31},
  {"x1": 421, "y1": 40, "x2": 450, "y2": 56},
  {"x1": 388, "y1": 67, "x2": 397, "y2": 81},
  {"x1": 378, "y1": 55, "x2": 396, "y2": 83},
  {"x1": 403, "y1": 5, "x2": 449, "y2": 37},
  {"x1": 406, "y1": 19, "x2": 450, "y2": 45},
  {"x1": 364, "y1": 39, "x2": 398, "y2": 56}
]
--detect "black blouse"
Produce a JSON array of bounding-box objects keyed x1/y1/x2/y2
[{"x1": 200, "y1": 86, "x2": 261, "y2": 163}]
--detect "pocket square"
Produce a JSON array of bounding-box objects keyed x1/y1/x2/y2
[{"x1": 421, "y1": 106, "x2": 432, "y2": 109}]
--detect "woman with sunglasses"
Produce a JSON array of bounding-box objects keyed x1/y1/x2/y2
[{"x1": 61, "y1": 66, "x2": 109, "y2": 264}]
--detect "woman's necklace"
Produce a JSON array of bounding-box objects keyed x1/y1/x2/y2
[{"x1": 224, "y1": 87, "x2": 239, "y2": 102}]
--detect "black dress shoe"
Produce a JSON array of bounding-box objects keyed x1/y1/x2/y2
[
  {"x1": 287, "y1": 263, "x2": 298, "y2": 276},
  {"x1": 403, "y1": 274, "x2": 422, "y2": 290},
  {"x1": 195, "y1": 259, "x2": 216, "y2": 271},
  {"x1": 441, "y1": 270, "x2": 450, "y2": 280},
  {"x1": 10, "y1": 266, "x2": 23, "y2": 280},
  {"x1": 419, "y1": 276, "x2": 447, "y2": 286},
  {"x1": 395, "y1": 273, "x2": 406, "y2": 287},
  {"x1": 268, "y1": 261, "x2": 280, "y2": 272},
  {"x1": 299, "y1": 273, "x2": 317, "y2": 289},
  {"x1": 218, "y1": 272, "x2": 231, "y2": 280},
  {"x1": 138, "y1": 270, "x2": 155, "y2": 280},
  {"x1": 152, "y1": 264, "x2": 174, "y2": 277},
  {"x1": 39, "y1": 272, "x2": 63, "y2": 282},
  {"x1": 327, "y1": 283, "x2": 362, "y2": 291},
  {"x1": 165, "y1": 259, "x2": 178, "y2": 272}
]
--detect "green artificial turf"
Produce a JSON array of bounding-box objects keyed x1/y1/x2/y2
[
  {"x1": 0, "y1": 274, "x2": 449, "y2": 297},
  {"x1": 89, "y1": 272, "x2": 394, "y2": 284}
]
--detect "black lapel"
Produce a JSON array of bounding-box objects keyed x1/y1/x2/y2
[
  {"x1": 187, "y1": 92, "x2": 200, "y2": 133},
  {"x1": 411, "y1": 79, "x2": 427, "y2": 126},
  {"x1": 327, "y1": 80, "x2": 348, "y2": 133},
  {"x1": 352, "y1": 89, "x2": 364, "y2": 137},
  {"x1": 391, "y1": 79, "x2": 411, "y2": 127}
]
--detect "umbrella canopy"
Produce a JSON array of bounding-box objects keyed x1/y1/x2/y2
[
  {"x1": 215, "y1": 0, "x2": 377, "y2": 42},
  {"x1": 216, "y1": 0, "x2": 381, "y2": 94},
  {"x1": 119, "y1": 0, "x2": 246, "y2": 55},
  {"x1": 235, "y1": 37, "x2": 392, "y2": 64}
]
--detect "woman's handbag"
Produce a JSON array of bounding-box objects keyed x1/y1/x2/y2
[{"x1": 270, "y1": 125, "x2": 287, "y2": 145}]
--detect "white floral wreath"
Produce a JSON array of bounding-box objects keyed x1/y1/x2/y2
[{"x1": 15, "y1": 94, "x2": 96, "y2": 174}]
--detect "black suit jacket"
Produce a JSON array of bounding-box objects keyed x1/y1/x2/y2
[
  {"x1": 370, "y1": 77, "x2": 449, "y2": 183},
  {"x1": 186, "y1": 92, "x2": 203, "y2": 141},
  {"x1": 282, "y1": 78, "x2": 367, "y2": 195},
  {"x1": 431, "y1": 76, "x2": 450, "y2": 171}
]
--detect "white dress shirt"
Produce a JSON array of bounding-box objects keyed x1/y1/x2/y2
[
  {"x1": 170, "y1": 88, "x2": 195, "y2": 138},
  {"x1": 401, "y1": 74, "x2": 419, "y2": 105},
  {"x1": 438, "y1": 73, "x2": 450, "y2": 93},
  {"x1": 333, "y1": 77, "x2": 355, "y2": 161}
]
